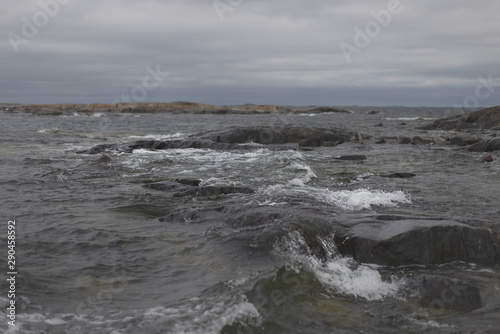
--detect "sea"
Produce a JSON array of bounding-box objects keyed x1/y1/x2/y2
[{"x1": 0, "y1": 107, "x2": 499, "y2": 333}]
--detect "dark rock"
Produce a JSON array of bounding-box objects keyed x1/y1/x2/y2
[
  {"x1": 399, "y1": 122, "x2": 407, "y2": 126},
  {"x1": 408, "y1": 275, "x2": 482, "y2": 311},
  {"x1": 367, "y1": 110, "x2": 380, "y2": 115},
  {"x1": 95, "y1": 154, "x2": 113, "y2": 163},
  {"x1": 299, "y1": 138, "x2": 322, "y2": 147},
  {"x1": 482, "y1": 154, "x2": 494, "y2": 162},
  {"x1": 374, "y1": 123, "x2": 384, "y2": 127},
  {"x1": 200, "y1": 126, "x2": 365, "y2": 145},
  {"x1": 398, "y1": 136, "x2": 411, "y2": 144},
  {"x1": 421, "y1": 106, "x2": 500, "y2": 131},
  {"x1": 144, "y1": 180, "x2": 253, "y2": 198},
  {"x1": 449, "y1": 134, "x2": 482, "y2": 146},
  {"x1": 380, "y1": 173, "x2": 416, "y2": 178},
  {"x1": 411, "y1": 136, "x2": 434, "y2": 145},
  {"x1": 308, "y1": 106, "x2": 351, "y2": 113},
  {"x1": 466, "y1": 138, "x2": 500, "y2": 152},
  {"x1": 334, "y1": 155, "x2": 367, "y2": 161},
  {"x1": 338, "y1": 219, "x2": 500, "y2": 266},
  {"x1": 375, "y1": 138, "x2": 386, "y2": 144}
]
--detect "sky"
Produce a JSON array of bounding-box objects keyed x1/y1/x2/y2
[{"x1": 1, "y1": 0, "x2": 500, "y2": 107}]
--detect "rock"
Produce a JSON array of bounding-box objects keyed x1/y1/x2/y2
[
  {"x1": 334, "y1": 155, "x2": 367, "y2": 161},
  {"x1": 421, "y1": 106, "x2": 500, "y2": 131},
  {"x1": 95, "y1": 154, "x2": 112, "y2": 163},
  {"x1": 307, "y1": 106, "x2": 351, "y2": 113},
  {"x1": 398, "y1": 136, "x2": 411, "y2": 144},
  {"x1": 380, "y1": 173, "x2": 416, "y2": 178},
  {"x1": 299, "y1": 138, "x2": 322, "y2": 147},
  {"x1": 408, "y1": 275, "x2": 482, "y2": 311},
  {"x1": 375, "y1": 138, "x2": 386, "y2": 144},
  {"x1": 367, "y1": 110, "x2": 380, "y2": 115},
  {"x1": 338, "y1": 219, "x2": 500, "y2": 266},
  {"x1": 411, "y1": 136, "x2": 434, "y2": 145},
  {"x1": 144, "y1": 180, "x2": 253, "y2": 198},
  {"x1": 482, "y1": 154, "x2": 494, "y2": 162},
  {"x1": 200, "y1": 126, "x2": 366, "y2": 145},
  {"x1": 449, "y1": 134, "x2": 482, "y2": 146},
  {"x1": 466, "y1": 138, "x2": 500, "y2": 152},
  {"x1": 374, "y1": 123, "x2": 384, "y2": 127}
]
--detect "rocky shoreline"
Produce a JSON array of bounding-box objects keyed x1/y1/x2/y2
[
  {"x1": 1, "y1": 101, "x2": 352, "y2": 115},
  {"x1": 72, "y1": 105, "x2": 500, "y2": 313}
]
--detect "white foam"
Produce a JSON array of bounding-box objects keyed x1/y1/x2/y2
[
  {"x1": 125, "y1": 132, "x2": 185, "y2": 141},
  {"x1": 274, "y1": 231, "x2": 401, "y2": 301},
  {"x1": 317, "y1": 188, "x2": 411, "y2": 210},
  {"x1": 140, "y1": 291, "x2": 261, "y2": 334},
  {"x1": 287, "y1": 162, "x2": 317, "y2": 186}
]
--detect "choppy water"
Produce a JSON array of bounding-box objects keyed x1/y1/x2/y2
[{"x1": 1, "y1": 108, "x2": 499, "y2": 333}]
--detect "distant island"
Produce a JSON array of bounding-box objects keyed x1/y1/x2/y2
[{"x1": 0, "y1": 102, "x2": 352, "y2": 115}]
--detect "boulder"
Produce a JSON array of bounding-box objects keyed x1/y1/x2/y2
[{"x1": 338, "y1": 219, "x2": 500, "y2": 266}]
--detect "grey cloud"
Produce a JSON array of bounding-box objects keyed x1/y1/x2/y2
[{"x1": 1, "y1": 0, "x2": 499, "y2": 106}]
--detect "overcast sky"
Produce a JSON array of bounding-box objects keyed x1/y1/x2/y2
[{"x1": 1, "y1": 0, "x2": 500, "y2": 106}]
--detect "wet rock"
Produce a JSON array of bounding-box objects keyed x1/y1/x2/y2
[
  {"x1": 299, "y1": 138, "x2": 322, "y2": 147},
  {"x1": 375, "y1": 138, "x2": 386, "y2": 144},
  {"x1": 367, "y1": 110, "x2": 380, "y2": 115},
  {"x1": 338, "y1": 219, "x2": 500, "y2": 266},
  {"x1": 482, "y1": 154, "x2": 494, "y2": 162},
  {"x1": 334, "y1": 155, "x2": 367, "y2": 161},
  {"x1": 201, "y1": 126, "x2": 365, "y2": 145},
  {"x1": 465, "y1": 138, "x2": 500, "y2": 152},
  {"x1": 398, "y1": 136, "x2": 411, "y2": 144},
  {"x1": 411, "y1": 136, "x2": 434, "y2": 145},
  {"x1": 408, "y1": 275, "x2": 482, "y2": 312},
  {"x1": 144, "y1": 180, "x2": 253, "y2": 198},
  {"x1": 449, "y1": 134, "x2": 482, "y2": 146},
  {"x1": 79, "y1": 140, "x2": 248, "y2": 154},
  {"x1": 421, "y1": 106, "x2": 500, "y2": 131},
  {"x1": 374, "y1": 123, "x2": 384, "y2": 127},
  {"x1": 95, "y1": 154, "x2": 113, "y2": 163},
  {"x1": 380, "y1": 173, "x2": 416, "y2": 178}
]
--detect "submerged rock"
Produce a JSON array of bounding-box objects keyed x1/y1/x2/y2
[
  {"x1": 333, "y1": 155, "x2": 367, "y2": 161},
  {"x1": 380, "y1": 173, "x2": 416, "y2": 178},
  {"x1": 408, "y1": 275, "x2": 482, "y2": 312},
  {"x1": 144, "y1": 179, "x2": 253, "y2": 198}
]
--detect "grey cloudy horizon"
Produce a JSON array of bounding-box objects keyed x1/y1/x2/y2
[{"x1": 1, "y1": 0, "x2": 500, "y2": 107}]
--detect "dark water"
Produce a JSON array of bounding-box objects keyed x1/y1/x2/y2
[{"x1": 0, "y1": 108, "x2": 499, "y2": 333}]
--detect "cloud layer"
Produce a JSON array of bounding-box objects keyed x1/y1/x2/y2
[{"x1": 1, "y1": 0, "x2": 500, "y2": 106}]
